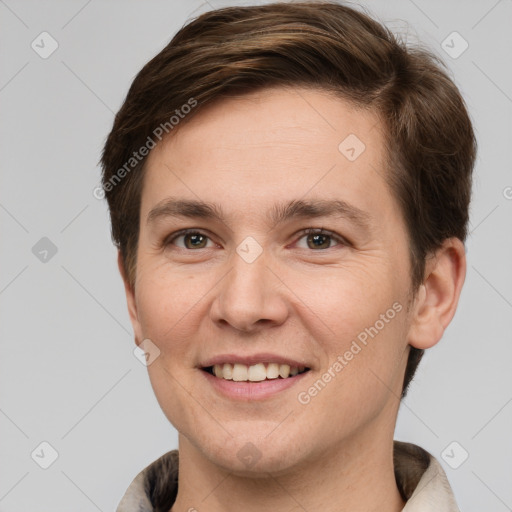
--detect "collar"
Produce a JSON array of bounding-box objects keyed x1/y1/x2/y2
[{"x1": 117, "y1": 441, "x2": 459, "y2": 511}]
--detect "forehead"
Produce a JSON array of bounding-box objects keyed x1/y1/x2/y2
[
  {"x1": 141, "y1": 86, "x2": 398, "y2": 231},
  {"x1": 157, "y1": 87, "x2": 382, "y2": 163}
]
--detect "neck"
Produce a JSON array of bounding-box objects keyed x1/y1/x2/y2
[{"x1": 170, "y1": 421, "x2": 405, "y2": 512}]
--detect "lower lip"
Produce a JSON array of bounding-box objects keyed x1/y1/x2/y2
[{"x1": 200, "y1": 369, "x2": 309, "y2": 400}]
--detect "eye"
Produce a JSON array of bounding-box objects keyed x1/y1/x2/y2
[
  {"x1": 165, "y1": 229, "x2": 216, "y2": 250},
  {"x1": 163, "y1": 227, "x2": 347, "y2": 251},
  {"x1": 294, "y1": 228, "x2": 346, "y2": 250}
]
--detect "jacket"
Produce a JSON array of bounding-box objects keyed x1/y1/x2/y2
[{"x1": 117, "y1": 440, "x2": 460, "y2": 511}]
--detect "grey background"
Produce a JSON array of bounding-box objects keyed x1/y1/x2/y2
[{"x1": 1, "y1": 0, "x2": 511, "y2": 510}]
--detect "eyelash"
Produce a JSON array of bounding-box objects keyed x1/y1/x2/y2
[{"x1": 163, "y1": 227, "x2": 348, "y2": 251}]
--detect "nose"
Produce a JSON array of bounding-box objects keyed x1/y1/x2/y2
[{"x1": 210, "y1": 245, "x2": 289, "y2": 333}]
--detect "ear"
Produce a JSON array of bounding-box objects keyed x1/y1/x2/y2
[
  {"x1": 117, "y1": 250, "x2": 143, "y2": 346},
  {"x1": 407, "y1": 238, "x2": 466, "y2": 349}
]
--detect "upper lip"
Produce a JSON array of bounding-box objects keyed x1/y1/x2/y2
[{"x1": 199, "y1": 353, "x2": 311, "y2": 369}]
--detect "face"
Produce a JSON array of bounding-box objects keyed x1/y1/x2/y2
[{"x1": 124, "y1": 87, "x2": 416, "y2": 475}]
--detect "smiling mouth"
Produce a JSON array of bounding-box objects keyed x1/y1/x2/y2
[{"x1": 202, "y1": 363, "x2": 310, "y2": 382}]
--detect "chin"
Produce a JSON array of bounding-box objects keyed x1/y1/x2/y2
[{"x1": 193, "y1": 427, "x2": 309, "y2": 477}]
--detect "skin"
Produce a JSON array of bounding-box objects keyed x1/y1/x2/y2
[{"x1": 119, "y1": 86, "x2": 466, "y2": 512}]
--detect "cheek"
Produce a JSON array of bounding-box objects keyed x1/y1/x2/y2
[
  {"x1": 135, "y1": 271, "x2": 212, "y2": 434},
  {"x1": 293, "y1": 309, "x2": 408, "y2": 451},
  {"x1": 136, "y1": 265, "x2": 205, "y2": 342},
  {"x1": 294, "y1": 266, "x2": 408, "y2": 403},
  {"x1": 295, "y1": 259, "x2": 401, "y2": 341}
]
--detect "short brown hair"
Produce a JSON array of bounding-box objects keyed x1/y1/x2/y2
[{"x1": 100, "y1": 1, "x2": 476, "y2": 398}]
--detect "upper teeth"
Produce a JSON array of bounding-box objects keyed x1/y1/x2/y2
[{"x1": 212, "y1": 363, "x2": 305, "y2": 381}]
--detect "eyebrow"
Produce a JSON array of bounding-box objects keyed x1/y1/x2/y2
[{"x1": 147, "y1": 197, "x2": 373, "y2": 232}]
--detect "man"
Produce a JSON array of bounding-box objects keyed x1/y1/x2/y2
[{"x1": 101, "y1": 2, "x2": 476, "y2": 510}]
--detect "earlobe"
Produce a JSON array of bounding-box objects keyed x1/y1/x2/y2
[
  {"x1": 407, "y1": 238, "x2": 466, "y2": 350},
  {"x1": 117, "y1": 250, "x2": 143, "y2": 345}
]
